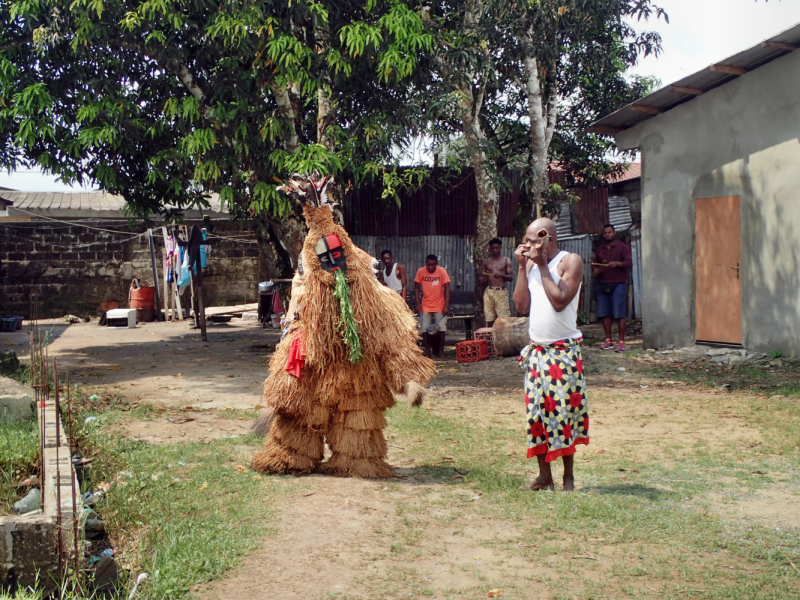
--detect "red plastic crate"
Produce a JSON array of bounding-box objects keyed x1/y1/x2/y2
[
  {"x1": 474, "y1": 327, "x2": 496, "y2": 356},
  {"x1": 455, "y1": 339, "x2": 489, "y2": 363}
]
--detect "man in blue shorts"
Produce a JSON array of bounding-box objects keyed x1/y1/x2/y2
[{"x1": 593, "y1": 224, "x2": 632, "y2": 352}]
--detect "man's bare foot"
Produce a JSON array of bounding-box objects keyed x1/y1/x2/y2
[
  {"x1": 562, "y1": 475, "x2": 575, "y2": 492},
  {"x1": 520, "y1": 475, "x2": 554, "y2": 491}
]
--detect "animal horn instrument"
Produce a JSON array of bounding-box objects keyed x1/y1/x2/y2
[{"x1": 523, "y1": 228, "x2": 550, "y2": 257}]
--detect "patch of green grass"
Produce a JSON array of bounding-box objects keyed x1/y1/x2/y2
[
  {"x1": 384, "y1": 400, "x2": 800, "y2": 599},
  {"x1": 75, "y1": 407, "x2": 292, "y2": 600},
  {"x1": 641, "y1": 361, "x2": 800, "y2": 398},
  {"x1": 0, "y1": 415, "x2": 39, "y2": 515}
]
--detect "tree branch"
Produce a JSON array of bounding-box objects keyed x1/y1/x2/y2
[{"x1": 268, "y1": 81, "x2": 300, "y2": 153}]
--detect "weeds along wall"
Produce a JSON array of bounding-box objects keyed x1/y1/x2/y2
[{"x1": 0, "y1": 220, "x2": 261, "y2": 318}]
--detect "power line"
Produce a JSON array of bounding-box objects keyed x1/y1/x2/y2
[
  {"x1": 9, "y1": 208, "x2": 144, "y2": 237},
  {"x1": 0, "y1": 228, "x2": 147, "y2": 249}
]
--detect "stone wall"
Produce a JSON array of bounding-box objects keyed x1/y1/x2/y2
[{"x1": 0, "y1": 219, "x2": 262, "y2": 318}]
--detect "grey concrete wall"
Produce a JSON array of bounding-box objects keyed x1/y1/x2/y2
[
  {"x1": 616, "y1": 49, "x2": 800, "y2": 354},
  {"x1": 0, "y1": 220, "x2": 261, "y2": 318}
]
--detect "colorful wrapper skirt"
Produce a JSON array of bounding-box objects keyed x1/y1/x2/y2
[{"x1": 519, "y1": 338, "x2": 589, "y2": 462}]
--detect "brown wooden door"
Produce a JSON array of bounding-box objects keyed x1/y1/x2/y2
[{"x1": 695, "y1": 196, "x2": 742, "y2": 344}]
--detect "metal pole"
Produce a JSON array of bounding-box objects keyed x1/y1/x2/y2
[
  {"x1": 195, "y1": 263, "x2": 208, "y2": 342},
  {"x1": 54, "y1": 359, "x2": 63, "y2": 575},
  {"x1": 67, "y1": 373, "x2": 80, "y2": 582},
  {"x1": 39, "y1": 330, "x2": 45, "y2": 500}
]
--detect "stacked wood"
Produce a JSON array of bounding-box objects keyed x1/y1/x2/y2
[{"x1": 492, "y1": 317, "x2": 530, "y2": 356}]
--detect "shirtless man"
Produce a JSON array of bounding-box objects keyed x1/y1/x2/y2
[
  {"x1": 513, "y1": 218, "x2": 588, "y2": 492},
  {"x1": 481, "y1": 238, "x2": 513, "y2": 327}
]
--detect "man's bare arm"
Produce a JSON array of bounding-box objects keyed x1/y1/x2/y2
[
  {"x1": 512, "y1": 245, "x2": 532, "y2": 314},
  {"x1": 443, "y1": 282, "x2": 451, "y2": 315},
  {"x1": 398, "y1": 264, "x2": 408, "y2": 300},
  {"x1": 414, "y1": 282, "x2": 422, "y2": 314},
  {"x1": 502, "y1": 257, "x2": 514, "y2": 281},
  {"x1": 539, "y1": 253, "x2": 583, "y2": 312}
]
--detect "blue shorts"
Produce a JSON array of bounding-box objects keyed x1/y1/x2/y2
[{"x1": 596, "y1": 283, "x2": 627, "y2": 319}]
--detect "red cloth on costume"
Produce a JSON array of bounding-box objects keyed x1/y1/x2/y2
[{"x1": 285, "y1": 329, "x2": 306, "y2": 379}]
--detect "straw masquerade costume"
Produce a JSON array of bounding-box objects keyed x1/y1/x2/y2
[{"x1": 252, "y1": 172, "x2": 436, "y2": 478}]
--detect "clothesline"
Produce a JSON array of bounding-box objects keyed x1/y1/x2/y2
[
  {"x1": 0, "y1": 227, "x2": 149, "y2": 249},
  {"x1": 205, "y1": 232, "x2": 259, "y2": 244},
  {"x1": 9, "y1": 208, "x2": 146, "y2": 237}
]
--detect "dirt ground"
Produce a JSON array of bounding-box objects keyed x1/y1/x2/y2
[
  {"x1": 1, "y1": 318, "x2": 280, "y2": 409},
  {"x1": 3, "y1": 318, "x2": 798, "y2": 598}
]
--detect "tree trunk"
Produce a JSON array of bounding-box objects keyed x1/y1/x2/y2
[
  {"x1": 524, "y1": 55, "x2": 551, "y2": 220},
  {"x1": 459, "y1": 83, "x2": 498, "y2": 328}
]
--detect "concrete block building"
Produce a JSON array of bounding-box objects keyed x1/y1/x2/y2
[{"x1": 591, "y1": 24, "x2": 800, "y2": 355}]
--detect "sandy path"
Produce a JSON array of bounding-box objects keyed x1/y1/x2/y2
[{"x1": 43, "y1": 320, "x2": 279, "y2": 409}]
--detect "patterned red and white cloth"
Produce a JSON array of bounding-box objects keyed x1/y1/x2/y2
[{"x1": 519, "y1": 338, "x2": 589, "y2": 462}]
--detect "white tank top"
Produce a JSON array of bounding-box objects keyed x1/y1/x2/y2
[
  {"x1": 527, "y1": 250, "x2": 582, "y2": 344},
  {"x1": 383, "y1": 263, "x2": 403, "y2": 294}
]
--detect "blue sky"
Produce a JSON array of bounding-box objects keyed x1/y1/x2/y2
[{"x1": 2, "y1": 0, "x2": 800, "y2": 191}]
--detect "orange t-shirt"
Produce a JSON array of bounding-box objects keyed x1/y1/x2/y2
[{"x1": 414, "y1": 266, "x2": 451, "y2": 313}]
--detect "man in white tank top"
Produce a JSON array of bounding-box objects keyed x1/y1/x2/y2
[
  {"x1": 378, "y1": 249, "x2": 407, "y2": 300},
  {"x1": 512, "y1": 218, "x2": 589, "y2": 492}
]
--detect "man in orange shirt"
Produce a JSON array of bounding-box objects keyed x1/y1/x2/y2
[{"x1": 414, "y1": 255, "x2": 451, "y2": 358}]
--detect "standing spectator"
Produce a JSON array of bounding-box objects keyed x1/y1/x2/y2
[
  {"x1": 480, "y1": 238, "x2": 513, "y2": 327},
  {"x1": 378, "y1": 249, "x2": 407, "y2": 300},
  {"x1": 513, "y1": 218, "x2": 588, "y2": 492},
  {"x1": 414, "y1": 255, "x2": 451, "y2": 359},
  {"x1": 593, "y1": 224, "x2": 633, "y2": 352}
]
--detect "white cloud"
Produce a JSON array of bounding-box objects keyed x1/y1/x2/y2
[
  {"x1": 629, "y1": 0, "x2": 800, "y2": 87},
  {"x1": 0, "y1": 169, "x2": 96, "y2": 192}
]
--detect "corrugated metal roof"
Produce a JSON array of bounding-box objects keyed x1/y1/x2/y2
[
  {"x1": 609, "y1": 162, "x2": 640, "y2": 182},
  {"x1": 590, "y1": 23, "x2": 800, "y2": 133},
  {"x1": 0, "y1": 190, "x2": 227, "y2": 219}
]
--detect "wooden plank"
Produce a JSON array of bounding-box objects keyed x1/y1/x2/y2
[
  {"x1": 182, "y1": 226, "x2": 199, "y2": 327},
  {"x1": 669, "y1": 85, "x2": 703, "y2": 95},
  {"x1": 160, "y1": 227, "x2": 170, "y2": 320},
  {"x1": 710, "y1": 64, "x2": 747, "y2": 76},
  {"x1": 587, "y1": 124, "x2": 623, "y2": 134},
  {"x1": 761, "y1": 41, "x2": 797, "y2": 51},
  {"x1": 173, "y1": 280, "x2": 184, "y2": 321},
  {"x1": 630, "y1": 105, "x2": 663, "y2": 115},
  {"x1": 147, "y1": 229, "x2": 163, "y2": 321}
]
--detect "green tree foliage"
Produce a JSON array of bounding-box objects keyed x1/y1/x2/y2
[
  {"x1": 422, "y1": 0, "x2": 665, "y2": 216},
  {"x1": 0, "y1": 0, "x2": 432, "y2": 273}
]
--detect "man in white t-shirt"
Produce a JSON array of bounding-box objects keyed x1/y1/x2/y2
[{"x1": 513, "y1": 218, "x2": 588, "y2": 492}]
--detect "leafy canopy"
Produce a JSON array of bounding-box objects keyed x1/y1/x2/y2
[{"x1": 0, "y1": 0, "x2": 433, "y2": 220}]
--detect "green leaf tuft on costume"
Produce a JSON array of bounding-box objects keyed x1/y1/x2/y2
[{"x1": 333, "y1": 268, "x2": 363, "y2": 363}]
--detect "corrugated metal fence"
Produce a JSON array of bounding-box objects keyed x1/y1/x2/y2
[{"x1": 352, "y1": 235, "x2": 520, "y2": 313}]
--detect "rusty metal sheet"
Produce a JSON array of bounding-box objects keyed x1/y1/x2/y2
[{"x1": 569, "y1": 188, "x2": 609, "y2": 234}]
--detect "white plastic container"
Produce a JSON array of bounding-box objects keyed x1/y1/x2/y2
[{"x1": 106, "y1": 308, "x2": 137, "y2": 329}]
